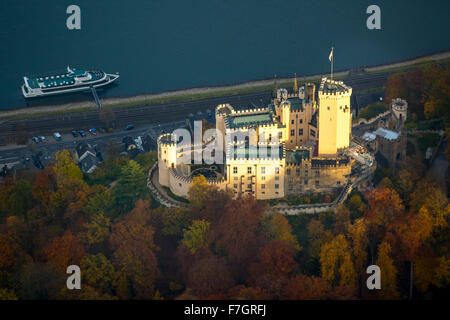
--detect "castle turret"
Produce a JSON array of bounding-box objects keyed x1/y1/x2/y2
[
  {"x1": 391, "y1": 98, "x2": 408, "y2": 130},
  {"x1": 158, "y1": 133, "x2": 178, "y2": 187}
]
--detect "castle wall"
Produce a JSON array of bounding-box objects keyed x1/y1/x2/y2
[{"x1": 285, "y1": 161, "x2": 351, "y2": 195}]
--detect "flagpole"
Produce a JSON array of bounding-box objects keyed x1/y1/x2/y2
[{"x1": 331, "y1": 46, "x2": 334, "y2": 81}]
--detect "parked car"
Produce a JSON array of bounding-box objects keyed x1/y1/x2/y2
[
  {"x1": 125, "y1": 124, "x2": 134, "y2": 131},
  {"x1": 53, "y1": 132, "x2": 62, "y2": 141},
  {"x1": 79, "y1": 130, "x2": 86, "y2": 137},
  {"x1": 89, "y1": 128, "x2": 97, "y2": 135},
  {"x1": 39, "y1": 136, "x2": 47, "y2": 142},
  {"x1": 72, "y1": 131, "x2": 78, "y2": 138},
  {"x1": 31, "y1": 137, "x2": 40, "y2": 143}
]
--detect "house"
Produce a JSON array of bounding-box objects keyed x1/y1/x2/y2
[{"x1": 75, "y1": 141, "x2": 100, "y2": 173}]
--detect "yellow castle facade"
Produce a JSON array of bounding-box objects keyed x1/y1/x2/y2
[{"x1": 158, "y1": 77, "x2": 352, "y2": 200}]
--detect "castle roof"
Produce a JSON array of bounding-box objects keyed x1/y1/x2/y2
[
  {"x1": 373, "y1": 127, "x2": 399, "y2": 141},
  {"x1": 318, "y1": 77, "x2": 351, "y2": 94},
  {"x1": 228, "y1": 112, "x2": 275, "y2": 129}
]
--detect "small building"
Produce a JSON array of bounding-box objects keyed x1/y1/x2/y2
[{"x1": 75, "y1": 141, "x2": 100, "y2": 173}]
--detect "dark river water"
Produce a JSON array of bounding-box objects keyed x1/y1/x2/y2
[{"x1": 1, "y1": 0, "x2": 449, "y2": 110}]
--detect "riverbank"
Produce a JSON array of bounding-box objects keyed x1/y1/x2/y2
[{"x1": 1, "y1": 50, "x2": 449, "y2": 120}]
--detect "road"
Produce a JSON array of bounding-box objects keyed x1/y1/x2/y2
[{"x1": 0, "y1": 121, "x2": 184, "y2": 170}]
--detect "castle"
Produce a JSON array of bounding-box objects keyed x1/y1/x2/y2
[{"x1": 157, "y1": 77, "x2": 354, "y2": 200}]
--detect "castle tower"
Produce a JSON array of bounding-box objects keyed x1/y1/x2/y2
[
  {"x1": 158, "y1": 134, "x2": 178, "y2": 187},
  {"x1": 391, "y1": 98, "x2": 408, "y2": 130},
  {"x1": 317, "y1": 78, "x2": 352, "y2": 156}
]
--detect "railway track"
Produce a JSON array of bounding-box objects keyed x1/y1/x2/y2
[{"x1": 0, "y1": 72, "x2": 391, "y2": 141}]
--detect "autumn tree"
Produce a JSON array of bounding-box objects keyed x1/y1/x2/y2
[
  {"x1": 364, "y1": 187, "x2": 405, "y2": 260},
  {"x1": 307, "y1": 218, "x2": 331, "y2": 262},
  {"x1": 283, "y1": 274, "x2": 331, "y2": 300},
  {"x1": 250, "y1": 240, "x2": 297, "y2": 280},
  {"x1": 187, "y1": 174, "x2": 234, "y2": 218},
  {"x1": 54, "y1": 150, "x2": 83, "y2": 182},
  {"x1": 261, "y1": 212, "x2": 300, "y2": 251},
  {"x1": 375, "y1": 241, "x2": 400, "y2": 299},
  {"x1": 43, "y1": 230, "x2": 86, "y2": 274},
  {"x1": 347, "y1": 218, "x2": 369, "y2": 293},
  {"x1": 185, "y1": 251, "x2": 234, "y2": 298},
  {"x1": 320, "y1": 234, "x2": 356, "y2": 288},
  {"x1": 32, "y1": 167, "x2": 57, "y2": 214},
  {"x1": 213, "y1": 197, "x2": 265, "y2": 281},
  {"x1": 109, "y1": 200, "x2": 159, "y2": 299}
]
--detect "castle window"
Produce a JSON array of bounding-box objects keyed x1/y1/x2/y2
[
  {"x1": 179, "y1": 183, "x2": 182, "y2": 187},
  {"x1": 315, "y1": 180, "x2": 319, "y2": 185},
  {"x1": 304, "y1": 180, "x2": 308, "y2": 185},
  {"x1": 299, "y1": 119, "x2": 303, "y2": 124},
  {"x1": 261, "y1": 184, "x2": 265, "y2": 189},
  {"x1": 275, "y1": 184, "x2": 279, "y2": 189},
  {"x1": 261, "y1": 176, "x2": 266, "y2": 181},
  {"x1": 247, "y1": 184, "x2": 252, "y2": 189},
  {"x1": 262, "y1": 191, "x2": 265, "y2": 195},
  {"x1": 278, "y1": 132, "x2": 282, "y2": 139},
  {"x1": 291, "y1": 120, "x2": 294, "y2": 125},
  {"x1": 289, "y1": 178, "x2": 293, "y2": 183},
  {"x1": 233, "y1": 167, "x2": 238, "y2": 174},
  {"x1": 275, "y1": 192, "x2": 279, "y2": 195},
  {"x1": 234, "y1": 184, "x2": 238, "y2": 189},
  {"x1": 247, "y1": 167, "x2": 252, "y2": 174},
  {"x1": 327, "y1": 106, "x2": 330, "y2": 110},
  {"x1": 287, "y1": 169, "x2": 291, "y2": 175},
  {"x1": 261, "y1": 167, "x2": 266, "y2": 174},
  {"x1": 275, "y1": 176, "x2": 280, "y2": 181},
  {"x1": 290, "y1": 130, "x2": 295, "y2": 137},
  {"x1": 234, "y1": 176, "x2": 238, "y2": 181},
  {"x1": 275, "y1": 167, "x2": 280, "y2": 174},
  {"x1": 299, "y1": 129, "x2": 303, "y2": 136},
  {"x1": 337, "y1": 181, "x2": 341, "y2": 185},
  {"x1": 315, "y1": 170, "x2": 320, "y2": 176},
  {"x1": 296, "y1": 168, "x2": 300, "y2": 175},
  {"x1": 247, "y1": 176, "x2": 252, "y2": 181},
  {"x1": 310, "y1": 130, "x2": 316, "y2": 137}
]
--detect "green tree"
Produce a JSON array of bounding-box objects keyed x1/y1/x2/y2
[
  {"x1": 114, "y1": 160, "x2": 149, "y2": 214},
  {"x1": 6, "y1": 179, "x2": 32, "y2": 220},
  {"x1": 182, "y1": 219, "x2": 211, "y2": 254},
  {"x1": 81, "y1": 253, "x2": 117, "y2": 294},
  {"x1": 85, "y1": 185, "x2": 116, "y2": 219}
]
